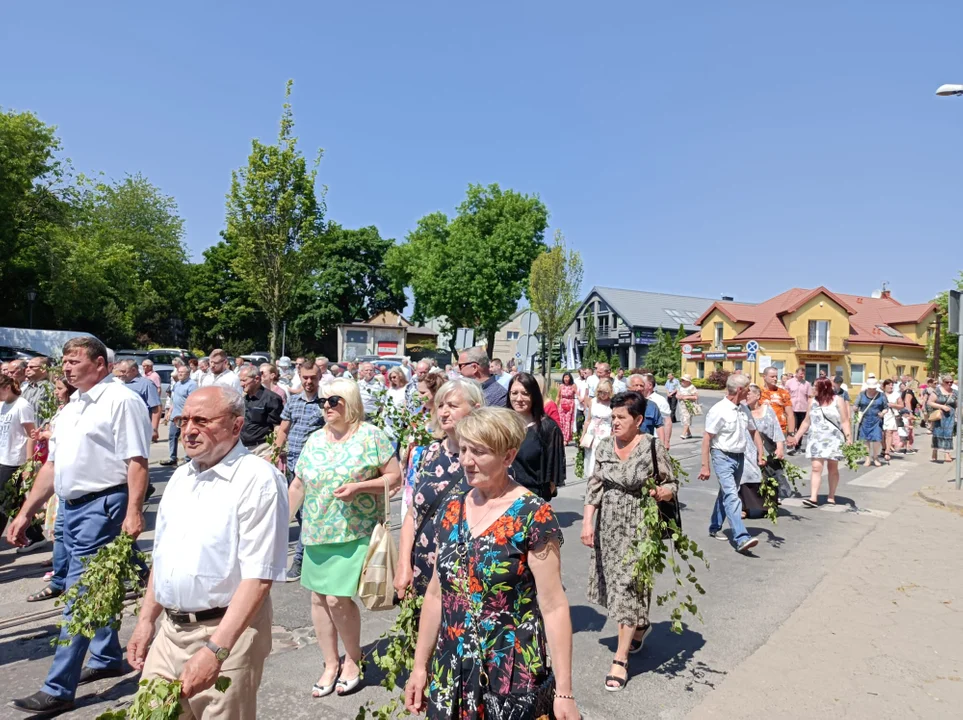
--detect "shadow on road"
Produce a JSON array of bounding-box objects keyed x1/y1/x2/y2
[
  {"x1": 554, "y1": 511, "x2": 582, "y2": 530},
  {"x1": 569, "y1": 604, "x2": 607, "y2": 633},
  {"x1": 0, "y1": 624, "x2": 58, "y2": 666}
]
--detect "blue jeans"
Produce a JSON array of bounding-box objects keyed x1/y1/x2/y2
[
  {"x1": 42, "y1": 487, "x2": 127, "y2": 700},
  {"x1": 708, "y1": 449, "x2": 751, "y2": 546},
  {"x1": 286, "y1": 462, "x2": 304, "y2": 565},
  {"x1": 168, "y1": 423, "x2": 180, "y2": 461},
  {"x1": 49, "y1": 504, "x2": 68, "y2": 592}
]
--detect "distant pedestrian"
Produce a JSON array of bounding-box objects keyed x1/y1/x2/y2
[
  {"x1": 612, "y1": 368, "x2": 627, "y2": 394},
  {"x1": 785, "y1": 367, "x2": 812, "y2": 454},
  {"x1": 854, "y1": 376, "x2": 886, "y2": 466},
  {"x1": 238, "y1": 366, "x2": 283, "y2": 458},
  {"x1": 583, "y1": 379, "x2": 614, "y2": 477},
  {"x1": 200, "y1": 349, "x2": 242, "y2": 393},
  {"x1": 677, "y1": 374, "x2": 700, "y2": 439},
  {"x1": 161, "y1": 365, "x2": 197, "y2": 466},
  {"x1": 141, "y1": 359, "x2": 162, "y2": 392},
  {"x1": 664, "y1": 372, "x2": 680, "y2": 422},
  {"x1": 20, "y1": 356, "x2": 54, "y2": 417},
  {"x1": 557, "y1": 372, "x2": 577, "y2": 444},
  {"x1": 0, "y1": 375, "x2": 37, "y2": 535},
  {"x1": 119, "y1": 359, "x2": 161, "y2": 443},
  {"x1": 741, "y1": 384, "x2": 788, "y2": 512},
  {"x1": 928, "y1": 374, "x2": 958, "y2": 464},
  {"x1": 259, "y1": 362, "x2": 289, "y2": 405}
]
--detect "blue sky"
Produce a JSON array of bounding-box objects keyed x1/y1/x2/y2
[{"x1": 3, "y1": 2, "x2": 962, "y2": 307}]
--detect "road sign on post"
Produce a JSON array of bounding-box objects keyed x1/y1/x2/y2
[
  {"x1": 518, "y1": 310, "x2": 540, "y2": 336},
  {"x1": 950, "y1": 290, "x2": 963, "y2": 490},
  {"x1": 455, "y1": 328, "x2": 475, "y2": 350}
]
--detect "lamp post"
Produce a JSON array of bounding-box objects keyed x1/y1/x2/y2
[{"x1": 26, "y1": 287, "x2": 38, "y2": 328}]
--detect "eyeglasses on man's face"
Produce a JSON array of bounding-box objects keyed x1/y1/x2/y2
[
  {"x1": 457, "y1": 362, "x2": 478, "y2": 370},
  {"x1": 173, "y1": 413, "x2": 232, "y2": 429}
]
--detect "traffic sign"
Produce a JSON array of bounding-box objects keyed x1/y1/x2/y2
[
  {"x1": 746, "y1": 340, "x2": 759, "y2": 353},
  {"x1": 682, "y1": 343, "x2": 693, "y2": 354},
  {"x1": 516, "y1": 334, "x2": 539, "y2": 358},
  {"x1": 747, "y1": 351, "x2": 757, "y2": 362},
  {"x1": 950, "y1": 290, "x2": 962, "y2": 335},
  {"x1": 518, "y1": 310, "x2": 540, "y2": 336}
]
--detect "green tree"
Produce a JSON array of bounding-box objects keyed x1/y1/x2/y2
[
  {"x1": 44, "y1": 174, "x2": 188, "y2": 346},
  {"x1": 644, "y1": 327, "x2": 683, "y2": 377},
  {"x1": 224, "y1": 80, "x2": 325, "y2": 359},
  {"x1": 387, "y1": 184, "x2": 549, "y2": 357},
  {"x1": 0, "y1": 108, "x2": 74, "y2": 327},
  {"x1": 928, "y1": 271, "x2": 963, "y2": 376},
  {"x1": 294, "y1": 222, "x2": 405, "y2": 339},
  {"x1": 527, "y1": 230, "x2": 583, "y2": 380}
]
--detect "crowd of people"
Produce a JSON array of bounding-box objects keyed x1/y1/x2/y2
[{"x1": 0, "y1": 345, "x2": 959, "y2": 718}]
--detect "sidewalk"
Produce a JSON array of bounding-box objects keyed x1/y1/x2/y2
[{"x1": 687, "y1": 459, "x2": 963, "y2": 720}]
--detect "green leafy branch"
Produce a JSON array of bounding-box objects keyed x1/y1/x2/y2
[
  {"x1": 55, "y1": 532, "x2": 145, "y2": 645},
  {"x1": 627, "y1": 476, "x2": 709, "y2": 635},
  {"x1": 760, "y1": 471, "x2": 779, "y2": 524},
  {"x1": 370, "y1": 394, "x2": 435, "y2": 452},
  {"x1": 842, "y1": 441, "x2": 869, "y2": 472},
  {"x1": 575, "y1": 445, "x2": 585, "y2": 479},
  {"x1": 357, "y1": 593, "x2": 424, "y2": 719},
  {"x1": 0, "y1": 459, "x2": 42, "y2": 520},
  {"x1": 96, "y1": 677, "x2": 231, "y2": 719},
  {"x1": 781, "y1": 459, "x2": 805, "y2": 494},
  {"x1": 265, "y1": 429, "x2": 285, "y2": 466}
]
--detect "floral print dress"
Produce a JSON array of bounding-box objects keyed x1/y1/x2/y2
[
  {"x1": 557, "y1": 384, "x2": 577, "y2": 444},
  {"x1": 410, "y1": 439, "x2": 465, "y2": 596},
  {"x1": 427, "y1": 491, "x2": 562, "y2": 720}
]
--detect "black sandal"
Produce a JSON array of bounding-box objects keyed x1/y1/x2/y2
[
  {"x1": 802, "y1": 498, "x2": 819, "y2": 508},
  {"x1": 605, "y1": 659, "x2": 629, "y2": 692},
  {"x1": 629, "y1": 624, "x2": 651, "y2": 654},
  {"x1": 26, "y1": 585, "x2": 63, "y2": 603}
]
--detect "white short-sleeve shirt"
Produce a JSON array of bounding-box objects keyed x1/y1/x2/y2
[
  {"x1": 151, "y1": 441, "x2": 289, "y2": 612},
  {"x1": 0, "y1": 396, "x2": 36, "y2": 467},
  {"x1": 704, "y1": 397, "x2": 755, "y2": 453},
  {"x1": 647, "y1": 391, "x2": 671, "y2": 418},
  {"x1": 50, "y1": 376, "x2": 151, "y2": 500},
  {"x1": 200, "y1": 370, "x2": 242, "y2": 393}
]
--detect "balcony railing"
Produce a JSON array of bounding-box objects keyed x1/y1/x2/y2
[
  {"x1": 578, "y1": 326, "x2": 617, "y2": 340},
  {"x1": 794, "y1": 336, "x2": 849, "y2": 354}
]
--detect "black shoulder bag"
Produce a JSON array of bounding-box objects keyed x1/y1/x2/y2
[{"x1": 650, "y1": 437, "x2": 682, "y2": 538}]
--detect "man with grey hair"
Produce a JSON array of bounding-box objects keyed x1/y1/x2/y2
[
  {"x1": 21, "y1": 356, "x2": 54, "y2": 416},
  {"x1": 127, "y1": 386, "x2": 288, "y2": 718},
  {"x1": 698, "y1": 373, "x2": 765, "y2": 554},
  {"x1": 627, "y1": 374, "x2": 665, "y2": 440},
  {"x1": 118, "y1": 359, "x2": 161, "y2": 443},
  {"x1": 238, "y1": 365, "x2": 283, "y2": 458},
  {"x1": 193, "y1": 357, "x2": 210, "y2": 385},
  {"x1": 7, "y1": 359, "x2": 27, "y2": 385},
  {"x1": 458, "y1": 347, "x2": 507, "y2": 407}
]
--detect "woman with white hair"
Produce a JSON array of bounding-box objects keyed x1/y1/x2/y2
[
  {"x1": 928, "y1": 374, "x2": 958, "y2": 463},
  {"x1": 394, "y1": 378, "x2": 484, "y2": 599},
  {"x1": 677, "y1": 375, "x2": 700, "y2": 439},
  {"x1": 288, "y1": 379, "x2": 402, "y2": 698},
  {"x1": 583, "y1": 379, "x2": 614, "y2": 476}
]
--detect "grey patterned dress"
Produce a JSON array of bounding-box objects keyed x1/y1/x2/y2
[
  {"x1": 806, "y1": 398, "x2": 845, "y2": 461},
  {"x1": 585, "y1": 434, "x2": 677, "y2": 627}
]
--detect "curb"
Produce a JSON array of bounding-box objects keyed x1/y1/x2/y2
[{"x1": 917, "y1": 485, "x2": 963, "y2": 512}]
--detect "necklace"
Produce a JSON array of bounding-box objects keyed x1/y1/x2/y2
[{"x1": 466, "y1": 486, "x2": 512, "y2": 536}]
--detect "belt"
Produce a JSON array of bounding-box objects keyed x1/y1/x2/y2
[
  {"x1": 65, "y1": 483, "x2": 128, "y2": 507},
  {"x1": 713, "y1": 449, "x2": 745, "y2": 458},
  {"x1": 165, "y1": 607, "x2": 228, "y2": 624}
]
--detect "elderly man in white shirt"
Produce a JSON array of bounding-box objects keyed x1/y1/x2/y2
[
  {"x1": 199, "y1": 349, "x2": 242, "y2": 393},
  {"x1": 127, "y1": 386, "x2": 288, "y2": 719},
  {"x1": 7, "y1": 337, "x2": 151, "y2": 716},
  {"x1": 698, "y1": 373, "x2": 766, "y2": 554},
  {"x1": 357, "y1": 362, "x2": 385, "y2": 418}
]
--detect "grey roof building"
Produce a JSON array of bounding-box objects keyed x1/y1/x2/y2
[{"x1": 564, "y1": 286, "x2": 724, "y2": 369}]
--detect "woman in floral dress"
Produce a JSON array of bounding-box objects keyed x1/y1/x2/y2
[
  {"x1": 557, "y1": 372, "x2": 577, "y2": 444},
  {"x1": 405, "y1": 407, "x2": 579, "y2": 720},
  {"x1": 394, "y1": 378, "x2": 483, "y2": 599},
  {"x1": 401, "y1": 371, "x2": 447, "y2": 524},
  {"x1": 789, "y1": 378, "x2": 851, "y2": 508}
]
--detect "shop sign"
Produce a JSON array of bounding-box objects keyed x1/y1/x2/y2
[
  {"x1": 684, "y1": 353, "x2": 704, "y2": 360},
  {"x1": 726, "y1": 345, "x2": 743, "y2": 352},
  {"x1": 727, "y1": 352, "x2": 748, "y2": 360},
  {"x1": 705, "y1": 352, "x2": 726, "y2": 360}
]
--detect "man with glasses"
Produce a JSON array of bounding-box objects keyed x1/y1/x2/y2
[
  {"x1": 457, "y1": 347, "x2": 507, "y2": 407},
  {"x1": 161, "y1": 365, "x2": 198, "y2": 467},
  {"x1": 273, "y1": 359, "x2": 325, "y2": 580},
  {"x1": 237, "y1": 366, "x2": 283, "y2": 459},
  {"x1": 7, "y1": 337, "x2": 151, "y2": 716},
  {"x1": 200, "y1": 349, "x2": 242, "y2": 393},
  {"x1": 7, "y1": 359, "x2": 27, "y2": 385},
  {"x1": 127, "y1": 387, "x2": 287, "y2": 719},
  {"x1": 21, "y1": 357, "x2": 54, "y2": 416}
]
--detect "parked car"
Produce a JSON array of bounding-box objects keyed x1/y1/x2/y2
[
  {"x1": 241, "y1": 353, "x2": 271, "y2": 366},
  {"x1": 0, "y1": 345, "x2": 46, "y2": 362},
  {"x1": 148, "y1": 348, "x2": 196, "y2": 365},
  {"x1": 115, "y1": 349, "x2": 149, "y2": 365}
]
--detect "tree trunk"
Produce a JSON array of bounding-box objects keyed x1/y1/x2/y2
[
  {"x1": 270, "y1": 315, "x2": 279, "y2": 361},
  {"x1": 486, "y1": 328, "x2": 496, "y2": 361}
]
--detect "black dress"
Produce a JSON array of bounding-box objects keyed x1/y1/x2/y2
[{"x1": 510, "y1": 417, "x2": 566, "y2": 501}]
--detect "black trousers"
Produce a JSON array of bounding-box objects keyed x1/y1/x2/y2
[
  {"x1": 668, "y1": 396, "x2": 678, "y2": 423},
  {"x1": 576, "y1": 409, "x2": 586, "y2": 436}
]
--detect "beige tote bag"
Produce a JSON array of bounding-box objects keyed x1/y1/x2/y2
[{"x1": 358, "y1": 477, "x2": 398, "y2": 611}]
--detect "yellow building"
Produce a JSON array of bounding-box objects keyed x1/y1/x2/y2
[{"x1": 679, "y1": 287, "x2": 937, "y2": 390}]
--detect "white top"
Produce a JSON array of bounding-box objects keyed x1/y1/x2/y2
[
  {"x1": 358, "y1": 377, "x2": 385, "y2": 414},
  {"x1": 612, "y1": 378, "x2": 627, "y2": 394},
  {"x1": 587, "y1": 374, "x2": 600, "y2": 398},
  {"x1": 386, "y1": 386, "x2": 407, "y2": 408},
  {"x1": 190, "y1": 369, "x2": 205, "y2": 385},
  {"x1": 647, "y1": 391, "x2": 671, "y2": 418},
  {"x1": 0, "y1": 397, "x2": 36, "y2": 467},
  {"x1": 50, "y1": 376, "x2": 151, "y2": 500},
  {"x1": 704, "y1": 397, "x2": 756, "y2": 453},
  {"x1": 151, "y1": 441, "x2": 289, "y2": 612},
  {"x1": 574, "y1": 377, "x2": 588, "y2": 411},
  {"x1": 200, "y1": 370, "x2": 242, "y2": 393}
]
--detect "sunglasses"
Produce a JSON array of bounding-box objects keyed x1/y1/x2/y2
[
  {"x1": 321, "y1": 396, "x2": 343, "y2": 409},
  {"x1": 457, "y1": 362, "x2": 478, "y2": 370}
]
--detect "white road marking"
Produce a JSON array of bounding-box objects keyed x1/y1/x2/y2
[{"x1": 849, "y1": 464, "x2": 910, "y2": 488}]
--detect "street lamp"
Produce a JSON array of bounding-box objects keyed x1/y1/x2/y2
[
  {"x1": 936, "y1": 84, "x2": 963, "y2": 97},
  {"x1": 26, "y1": 287, "x2": 38, "y2": 328}
]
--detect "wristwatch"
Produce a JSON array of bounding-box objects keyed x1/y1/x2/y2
[{"x1": 205, "y1": 640, "x2": 230, "y2": 663}]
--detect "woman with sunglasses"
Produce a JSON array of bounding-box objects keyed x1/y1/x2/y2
[
  {"x1": 928, "y1": 374, "x2": 958, "y2": 463},
  {"x1": 288, "y1": 379, "x2": 402, "y2": 698}
]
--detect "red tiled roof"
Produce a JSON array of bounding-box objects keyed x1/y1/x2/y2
[{"x1": 683, "y1": 288, "x2": 937, "y2": 347}]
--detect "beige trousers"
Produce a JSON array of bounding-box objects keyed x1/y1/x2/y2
[{"x1": 142, "y1": 599, "x2": 273, "y2": 719}]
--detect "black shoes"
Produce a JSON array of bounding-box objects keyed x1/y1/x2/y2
[
  {"x1": 79, "y1": 665, "x2": 127, "y2": 685},
  {"x1": 9, "y1": 691, "x2": 74, "y2": 715}
]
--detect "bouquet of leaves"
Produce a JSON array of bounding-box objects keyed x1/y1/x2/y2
[
  {"x1": 55, "y1": 532, "x2": 146, "y2": 645},
  {"x1": 759, "y1": 470, "x2": 780, "y2": 524},
  {"x1": 575, "y1": 445, "x2": 585, "y2": 479},
  {"x1": 781, "y1": 459, "x2": 805, "y2": 494},
  {"x1": 683, "y1": 399, "x2": 697, "y2": 416},
  {"x1": 372, "y1": 395, "x2": 435, "y2": 452},
  {"x1": 627, "y1": 473, "x2": 708, "y2": 635},
  {"x1": 357, "y1": 593, "x2": 424, "y2": 719},
  {"x1": 96, "y1": 677, "x2": 231, "y2": 720},
  {"x1": 264, "y1": 429, "x2": 285, "y2": 467},
  {"x1": 0, "y1": 459, "x2": 42, "y2": 520},
  {"x1": 842, "y1": 441, "x2": 869, "y2": 472}
]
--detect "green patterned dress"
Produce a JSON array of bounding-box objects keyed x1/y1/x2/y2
[{"x1": 295, "y1": 422, "x2": 394, "y2": 595}]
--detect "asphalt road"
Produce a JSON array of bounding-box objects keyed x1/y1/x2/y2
[{"x1": 0, "y1": 390, "x2": 935, "y2": 719}]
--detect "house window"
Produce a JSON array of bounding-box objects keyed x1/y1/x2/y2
[
  {"x1": 598, "y1": 315, "x2": 610, "y2": 335},
  {"x1": 733, "y1": 360, "x2": 743, "y2": 373},
  {"x1": 851, "y1": 363, "x2": 865, "y2": 384},
  {"x1": 895, "y1": 365, "x2": 904, "y2": 377},
  {"x1": 345, "y1": 330, "x2": 368, "y2": 344},
  {"x1": 714, "y1": 322, "x2": 724, "y2": 350},
  {"x1": 910, "y1": 365, "x2": 918, "y2": 379},
  {"x1": 808, "y1": 320, "x2": 830, "y2": 351},
  {"x1": 697, "y1": 361, "x2": 705, "y2": 379},
  {"x1": 506, "y1": 331, "x2": 519, "y2": 340}
]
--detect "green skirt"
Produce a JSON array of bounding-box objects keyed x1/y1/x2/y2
[{"x1": 301, "y1": 537, "x2": 370, "y2": 596}]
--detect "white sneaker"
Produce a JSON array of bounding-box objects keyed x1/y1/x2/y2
[{"x1": 737, "y1": 537, "x2": 759, "y2": 554}]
